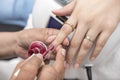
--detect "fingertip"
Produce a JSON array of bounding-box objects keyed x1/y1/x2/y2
[
  {"x1": 61, "y1": 49, "x2": 66, "y2": 57},
  {"x1": 63, "y1": 38, "x2": 70, "y2": 46},
  {"x1": 36, "y1": 54, "x2": 43, "y2": 60},
  {"x1": 57, "y1": 48, "x2": 66, "y2": 57},
  {"x1": 52, "y1": 8, "x2": 66, "y2": 16},
  {"x1": 52, "y1": 9, "x2": 59, "y2": 13},
  {"x1": 90, "y1": 57, "x2": 95, "y2": 61},
  {"x1": 90, "y1": 52, "x2": 98, "y2": 61}
]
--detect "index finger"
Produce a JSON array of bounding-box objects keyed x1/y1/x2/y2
[{"x1": 51, "y1": 16, "x2": 77, "y2": 47}]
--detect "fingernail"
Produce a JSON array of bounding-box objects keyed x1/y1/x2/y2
[
  {"x1": 36, "y1": 54, "x2": 43, "y2": 60},
  {"x1": 74, "y1": 63, "x2": 80, "y2": 69},
  {"x1": 64, "y1": 39, "x2": 69, "y2": 46},
  {"x1": 46, "y1": 35, "x2": 56, "y2": 43},
  {"x1": 90, "y1": 57, "x2": 95, "y2": 61},
  {"x1": 45, "y1": 52, "x2": 51, "y2": 60},
  {"x1": 61, "y1": 49, "x2": 66, "y2": 56},
  {"x1": 28, "y1": 54, "x2": 35, "y2": 59},
  {"x1": 48, "y1": 44, "x2": 55, "y2": 51},
  {"x1": 66, "y1": 40, "x2": 69, "y2": 46}
]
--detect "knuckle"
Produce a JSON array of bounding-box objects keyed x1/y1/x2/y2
[
  {"x1": 70, "y1": 41, "x2": 80, "y2": 48},
  {"x1": 76, "y1": 56, "x2": 83, "y2": 64},
  {"x1": 96, "y1": 41, "x2": 105, "y2": 48},
  {"x1": 82, "y1": 41, "x2": 91, "y2": 50},
  {"x1": 79, "y1": 14, "x2": 93, "y2": 24}
]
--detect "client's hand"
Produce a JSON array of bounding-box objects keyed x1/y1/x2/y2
[{"x1": 51, "y1": 0, "x2": 120, "y2": 68}]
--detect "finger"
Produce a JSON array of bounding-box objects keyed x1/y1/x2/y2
[
  {"x1": 15, "y1": 54, "x2": 43, "y2": 80},
  {"x1": 75, "y1": 27, "x2": 100, "y2": 68},
  {"x1": 90, "y1": 31, "x2": 111, "y2": 60},
  {"x1": 46, "y1": 35, "x2": 69, "y2": 46},
  {"x1": 62, "y1": 38, "x2": 70, "y2": 46},
  {"x1": 51, "y1": 16, "x2": 77, "y2": 48},
  {"x1": 52, "y1": 0, "x2": 76, "y2": 16},
  {"x1": 67, "y1": 23, "x2": 88, "y2": 64},
  {"x1": 50, "y1": 45, "x2": 62, "y2": 60},
  {"x1": 43, "y1": 28, "x2": 59, "y2": 42},
  {"x1": 54, "y1": 49, "x2": 66, "y2": 73}
]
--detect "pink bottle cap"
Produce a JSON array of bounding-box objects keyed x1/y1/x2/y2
[{"x1": 28, "y1": 41, "x2": 47, "y2": 58}]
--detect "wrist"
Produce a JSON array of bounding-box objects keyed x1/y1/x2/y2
[
  {"x1": 0, "y1": 32, "x2": 18, "y2": 59},
  {"x1": 12, "y1": 32, "x2": 19, "y2": 57}
]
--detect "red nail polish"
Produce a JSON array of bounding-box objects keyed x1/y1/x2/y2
[
  {"x1": 43, "y1": 45, "x2": 55, "y2": 57},
  {"x1": 48, "y1": 44, "x2": 55, "y2": 51}
]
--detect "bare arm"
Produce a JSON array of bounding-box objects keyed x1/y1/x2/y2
[{"x1": 0, "y1": 32, "x2": 17, "y2": 59}]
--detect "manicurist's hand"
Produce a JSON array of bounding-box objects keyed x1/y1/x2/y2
[
  {"x1": 10, "y1": 48, "x2": 66, "y2": 80},
  {"x1": 0, "y1": 28, "x2": 69, "y2": 59},
  {"x1": 15, "y1": 28, "x2": 69, "y2": 59}
]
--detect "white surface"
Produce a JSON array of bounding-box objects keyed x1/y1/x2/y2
[{"x1": 32, "y1": 0, "x2": 63, "y2": 28}]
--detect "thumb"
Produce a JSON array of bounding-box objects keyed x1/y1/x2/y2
[
  {"x1": 10, "y1": 54, "x2": 43, "y2": 80},
  {"x1": 52, "y1": 1, "x2": 76, "y2": 16}
]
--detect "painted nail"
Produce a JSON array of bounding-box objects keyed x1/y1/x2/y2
[
  {"x1": 61, "y1": 49, "x2": 66, "y2": 56},
  {"x1": 74, "y1": 63, "x2": 80, "y2": 69},
  {"x1": 48, "y1": 44, "x2": 55, "y2": 51}
]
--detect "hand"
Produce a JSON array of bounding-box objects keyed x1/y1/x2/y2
[
  {"x1": 10, "y1": 48, "x2": 66, "y2": 80},
  {"x1": 14, "y1": 28, "x2": 69, "y2": 59},
  {"x1": 51, "y1": 0, "x2": 120, "y2": 68}
]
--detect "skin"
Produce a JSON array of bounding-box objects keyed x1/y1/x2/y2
[
  {"x1": 0, "y1": 28, "x2": 69, "y2": 59},
  {"x1": 10, "y1": 48, "x2": 66, "y2": 80},
  {"x1": 51, "y1": 0, "x2": 120, "y2": 68}
]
